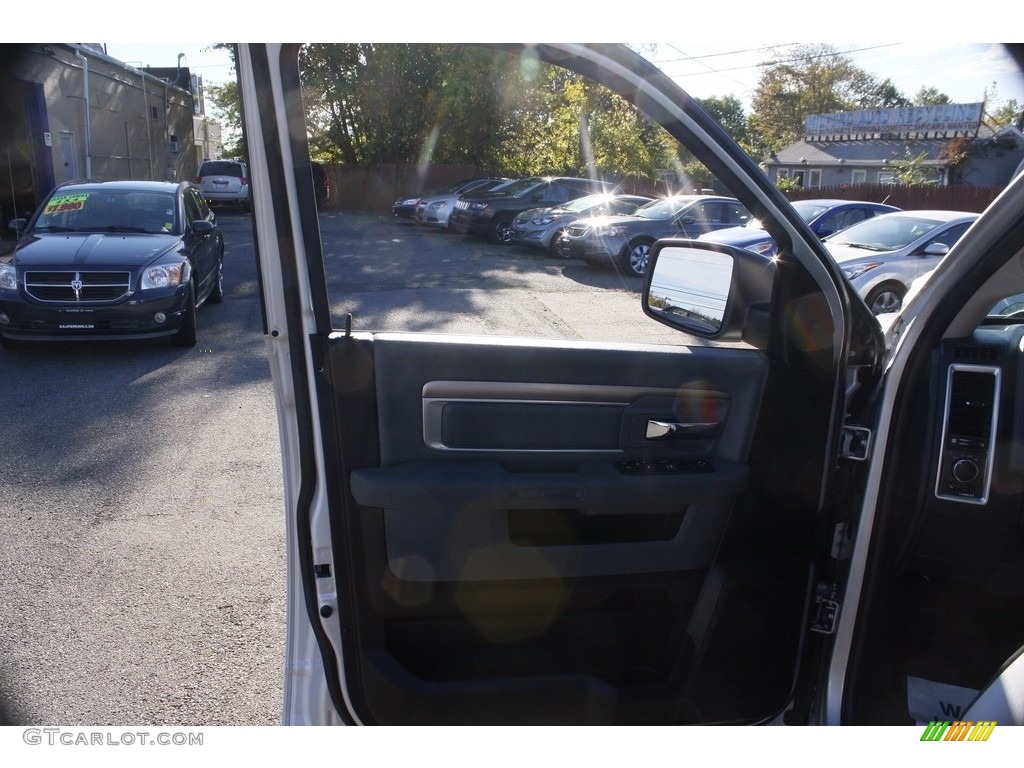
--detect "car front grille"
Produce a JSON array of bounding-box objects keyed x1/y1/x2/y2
[
  {"x1": 24, "y1": 271, "x2": 132, "y2": 303},
  {"x1": 455, "y1": 200, "x2": 470, "y2": 211}
]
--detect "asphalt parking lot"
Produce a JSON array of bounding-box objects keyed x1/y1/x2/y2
[{"x1": 0, "y1": 207, "x2": 697, "y2": 726}]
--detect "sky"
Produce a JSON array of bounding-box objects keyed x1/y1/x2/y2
[{"x1": 99, "y1": 42, "x2": 1024, "y2": 120}]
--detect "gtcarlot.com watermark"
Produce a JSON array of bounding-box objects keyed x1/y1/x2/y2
[{"x1": 23, "y1": 728, "x2": 203, "y2": 747}]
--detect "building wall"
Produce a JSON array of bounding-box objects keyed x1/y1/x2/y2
[
  {"x1": 194, "y1": 117, "x2": 223, "y2": 166},
  {"x1": 0, "y1": 44, "x2": 196, "y2": 218}
]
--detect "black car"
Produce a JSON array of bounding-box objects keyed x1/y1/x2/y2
[
  {"x1": 0, "y1": 180, "x2": 225, "y2": 349},
  {"x1": 449, "y1": 175, "x2": 614, "y2": 243}
]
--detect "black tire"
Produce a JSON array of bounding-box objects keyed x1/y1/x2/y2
[
  {"x1": 171, "y1": 283, "x2": 198, "y2": 347},
  {"x1": 549, "y1": 229, "x2": 569, "y2": 256},
  {"x1": 490, "y1": 217, "x2": 513, "y2": 244},
  {"x1": 554, "y1": 233, "x2": 573, "y2": 258},
  {"x1": 622, "y1": 239, "x2": 654, "y2": 277},
  {"x1": 208, "y1": 253, "x2": 225, "y2": 304},
  {"x1": 864, "y1": 282, "x2": 906, "y2": 315}
]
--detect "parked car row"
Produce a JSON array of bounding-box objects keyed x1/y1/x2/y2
[{"x1": 393, "y1": 177, "x2": 978, "y2": 315}]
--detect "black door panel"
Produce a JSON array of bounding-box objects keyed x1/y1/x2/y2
[{"x1": 314, "y1": 331, "x2": 790, "y2": 723}]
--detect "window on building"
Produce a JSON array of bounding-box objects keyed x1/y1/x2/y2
[
  {"x1": 807, "y1": 169, "x2": 821, "y2": 188},
  {"x1": 851, "y1": 169, "x2": 866, "y2": 185},
  {"x1": 878, "y1": 171, "x2": 895, "y2": 185}
]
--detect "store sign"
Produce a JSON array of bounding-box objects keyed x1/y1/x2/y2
[{"x1": 806, "y1": 103, "x2": 983, "y2": 141}]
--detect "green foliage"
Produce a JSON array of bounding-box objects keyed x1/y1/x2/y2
[
  {"x1": 749, "y1": 44, "x2": 914, "y2": 155},
  {"x1": 205, "y1": 80, "x2": 246, "y2": 161},
  {"x1": 913, "y1": 86, "x2": 952, "y2": 106},
  {"x1": 210, "y1": 44, "x2": 963, "y2": 185},
  {"x1": 295, "y1": 44, "x2": 679, "y2": 181},
  {"x1": 887, "y1": 147, "x2": 940, "y2": 185},
  {"x1": 987, "y1": 97, "x2": 1022, "y2": 128},
  {"x1": 774, "y1": 175, "x2": 803, "y2": 192}
]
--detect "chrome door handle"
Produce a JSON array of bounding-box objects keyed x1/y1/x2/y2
[{"x1": 646, "y1": 420, "x2": 719, "y2": 439}]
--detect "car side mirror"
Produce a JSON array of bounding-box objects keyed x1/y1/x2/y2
[
  {"x1": 677, "y1": 215, "x2": 695, "y2": 227},
  {"x1": 192, "y1": 219, "x2": 216, "y2": 234},
  {"x1": 642, "y1": 239, "x2": 774, "y2": 347},
  {"x1": 922, "y1": 242, "x2": 949, "y2": 256},
  {"x1": 9, "y1": 218, "x2": 26, "y2": 234}
]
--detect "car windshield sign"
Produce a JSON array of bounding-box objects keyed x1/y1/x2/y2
[{"x1": 34, "y1": 190, "x2": 177, "y2": 234}]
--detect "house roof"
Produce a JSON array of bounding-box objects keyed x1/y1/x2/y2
[{"x1": 768, "y1": 124, "x2": 1023, "y2": 169}]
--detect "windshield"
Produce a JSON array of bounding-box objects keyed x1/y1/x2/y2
[
  {"x1": 33, "y1": 190, "x2": 178, "y2": 235},
  {"x1": 792, "y1": 201, "x2": 832, "y2": 223},
  {"x1": 562, "y1": 193, "x2": 616, "y2": 213},
  {"x1": 634, "y1": 197, "x2": 694, "y2": 220},
  {"x1": 826, "y1": 214, "x2": 944, "y2": 251},
  {"x1": 490, "y1": 177, "x2": 544, "y2": 198}
]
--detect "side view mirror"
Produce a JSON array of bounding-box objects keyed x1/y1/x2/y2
[
  {"x1": 642, "y1": 239, "x2": 774, "y2": 346},
  {"x1": 677, "y1": 215, "x2": 695, "y2": 227},
  {"x1": 192, "y1": 219, "x2": 216, "y2": 234},
  {"x1": 9, "y1": 218, "x2": 27, "y2": 234},
  {"x1": 922, "y1": 242, "x2": 950, "y2": 257}
]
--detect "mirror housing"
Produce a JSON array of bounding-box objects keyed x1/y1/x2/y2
[
  {"x1": 922, "y1": 242, "x2": 949, "y2": 256},
  {"x1": 642, "y1": 239, "x2": 775, "y2": 347},
  {"x1": 8, "y1": 218, "x2": 26, "y2": 234},
  {"x1": 192, "y1": 219, "x2": 216, "y2": 234}
]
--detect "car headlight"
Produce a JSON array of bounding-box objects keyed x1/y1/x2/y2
[
  {"x1": 428, "y1": 201, "x2": 446, "y2": 211},
  {"x1": 140, "y1": 261, "x2": 191, "y2": 290},
  {"x1": 841, "y1": 262, "x2": 883, "y2": 280},
  {"x1": 398, "y1": 197, "x2": 419, "y2": 206},
  {"x1": 469, "y1": 201, "x2": 489, "y2": 210},
  {"x1": 534, "y1": 214, "x2": 562, "y2": 225},
  {"x1": 593, "y1": 224, "x2": 624, "y2": 237},
  {"x1": 0, "y1": 263, "x2": 16, "y2": 291},
  {"x1": 746, "y1": 242, "x2": 775, "y2": 256}
]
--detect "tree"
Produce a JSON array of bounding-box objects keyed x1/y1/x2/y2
[
  {"x1": 749, "y1": 44, "x2": 875, "y2": 154},
  {"x1": 913, "y1": 86, "x2": 952, "y2": 106},
  {"x1": 205, "y1": 80, "x2": 246, "y2": 161},
  {"x1": 887, "y1": 147, "x2": 939, "y2": 185},
  {"x1": 747, "y1": 44, "x2": 953, "y2": 157},
  {"x1": 697, "y1": 96, "x2": 749, "y2": 146},
  {"x1": 297, "y1": 44, "x2": 678, "y2": 180}
]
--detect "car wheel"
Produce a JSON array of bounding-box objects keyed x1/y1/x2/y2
[
  {"x1": 623, "y1": 239, "x2": 654, "y2": 277},
  {"x1": 208, "y1": 253, "x2": 225, "y2": 304},
  {"x1": 549, "y1": 229, "x2": 569, "y2": 256},
  {"x1": 864, "y1": 282, "x2": 906, "y2": 315},
  {"x1": 171, "y1": 283, "x2": 198, "y2": 347},
  {"x1": 554, "y1": 232, "x2": 573, "y2": 258},
  {"x1": 490, "y1": 218, "x2": 513, "y2": 244}
]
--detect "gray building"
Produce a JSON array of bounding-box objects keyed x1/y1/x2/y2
[
  {"x1": 1, "y1": 43, "x2": 199, "y2": 222},
  {"x1": 763, "y1": 103, "x2": 1024, "y2": 189}
]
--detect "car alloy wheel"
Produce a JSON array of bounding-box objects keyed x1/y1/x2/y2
[
  {"x1": 865, "y1": 283, "x2": 906, "y2": 315},
  {"x1": 491, "y1": 218, "x2": 513, "y2": 244},
  {"x1": 625, "y1": 240, "x2": 653, "y2": 277}
]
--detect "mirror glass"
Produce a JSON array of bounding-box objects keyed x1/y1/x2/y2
[{"x1": 646, "y1": 246, "x2": 732, "y2": 333}]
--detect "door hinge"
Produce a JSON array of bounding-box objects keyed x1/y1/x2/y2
[
  {"x1": 810, "y1": 582, "x2": 841, "y2": 635},
  {"x1": 839, "y1": 425, "x2": 872, "y2": 461}
]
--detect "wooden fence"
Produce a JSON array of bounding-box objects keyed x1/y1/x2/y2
[{"x1": 319, "y1": 164, "x2": 1007, "y2": 216}]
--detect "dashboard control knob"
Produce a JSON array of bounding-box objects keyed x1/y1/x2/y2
[{"x1": 952, "y1": 458, "x2": 980, "y2": 484}]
